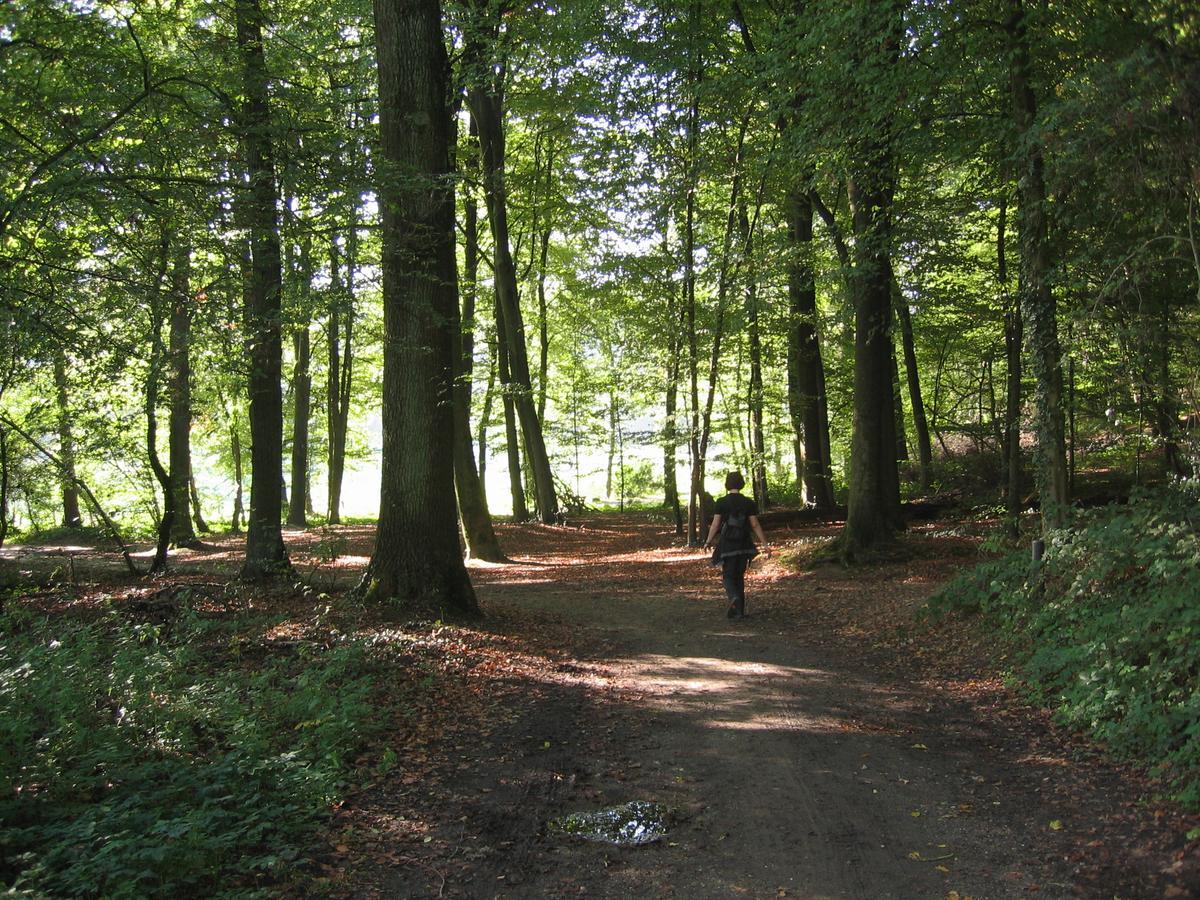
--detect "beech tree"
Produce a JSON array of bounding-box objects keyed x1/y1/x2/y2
[{"x1": 360, "y1": 0, "x2": 476, "y2": 612}]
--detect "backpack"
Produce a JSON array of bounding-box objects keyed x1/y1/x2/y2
[{"x1": 722, "y1": 509, "x2": 748, "y2": 544}]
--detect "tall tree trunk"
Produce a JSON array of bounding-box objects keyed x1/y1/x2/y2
[
  {"x1": 467, "y1": 38, "x2": 558, "y2": 523},
  {"x1": 453, "y1": 118, "x2": 503, "y2": 559},
  {"x1": 0, "y1": 426, "x2": 9, "y2": 548},
  {"x1": 52, "y1": 351, "x2": 83, "y2": 528},
  {"x1": 663, "y1": 246, "x2": 683, "y2": 534},
  {"x1": 236, "y1": 0, "x2": 289, "y2": 576},
  {"x1": 326, "y1": 222, "x2": 354, "y2": 524},
  {"x1": 740, "y1": 198, "x2": 769, "y2": 509},
  {"x1": 189, "y1": 467, "x2": 210, "y2": 533},
  {"x1": 891, "y1": 342, "x2": 909, "y2": 461},
  {"x1": 693, "y1": 116, "x2": 750, "y2": 539},
  {"x1": 785, "y1": 188, "x2": 836, "y2": 510},
  {"x1": 168, "y1": 238, "x2": 198, "y2": 545},
  {"x1": 361, "y1": 0, "x2": 476, "y2": 612},
  {"x1": 684, "y1": 0, "x2": 703, "y2": 545},
  {"x1": 1007, "y1": 0, "x2": 1068, "y2": 530},
  {"x1": 998, "y1": 193, "x2": 1024, "y2": 534},
  {"x1": 146, "y1": 231, "x2": 175, "y2": 573},
  {"x1": 478, "y1": 351, "x2": 495, "y2": 496},
  {"x1": 1156, "y1": 296, "x2": 1183, "y2": 475},
  {"x1": 894, "y1": 281, "x2": 931, "y2": 489},
  {"x1": 287, "y1": 225, "x2": 313, "y2": 529},
  {"x1": 451, "y1": 118, "x2": 503, "y2": 561},
  {"x1": 231, "y1": 422, "x2": 245, "y2": 532},
  {"x1": 841, "y1": 0, "x2": 904, "y2": 557},
  {"x1": 288, "y1": 324, "x2": 311, "y2": 526},
  {"x1": 495, "y1": 291, "x2": 528, "y2": 520}
]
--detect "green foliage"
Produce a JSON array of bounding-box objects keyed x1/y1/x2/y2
[
  {"x1": 930, "y1": 482, "x2": 1200, "y2": 807},
  {"x1": 0, "y1": 610, "x2": 377, "y2": 896}
]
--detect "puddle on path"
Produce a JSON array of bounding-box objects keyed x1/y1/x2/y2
[{"x1": 548, "y1": 800, "x2": 672, "y2": 846}]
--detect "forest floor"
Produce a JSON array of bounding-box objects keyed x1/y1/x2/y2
[{"x1": 3, "y1": 513, "x2": 1199, "y2": 898}]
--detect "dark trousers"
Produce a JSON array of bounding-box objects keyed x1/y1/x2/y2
[{"x1": 721, "y1": 554, "x2": 750, "y2": 612}]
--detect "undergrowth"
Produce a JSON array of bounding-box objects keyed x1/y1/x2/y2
[
  {"x1": 929, "y1": 481, "x2": 1200, "y2": 809},
  {"x1": 0, "y1": 605, "x2": 379, "y2": 897}
]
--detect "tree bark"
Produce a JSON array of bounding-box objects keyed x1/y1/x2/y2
[
  {"x1": 52, "y1": 351, "x2": 83, "y2": 528},
  {"x1": 739, "y1": 198, "x2": 769, "y2": 509},
  {"x1": 168, "y1": 237, "x2": 198, "y2": 545},
  {"x1": 494, "y1": 290, "x2": 528, "y2": 520},
  {"x1": 361, "y1": 0, "x2": 476, "y2": 612},
  {"x1": 466, "y1": 24, "x2": 558, "y2": 524},
  {"x1": 0, "y1": 426, "x2": 8, "y2": 548},
  {"x1": 146, "y1": 231, "x2": 175, "y2": 574},
  {"x1": 451, "y1": 116, "x2": 504, "y2": 561},
  {"x1": 663, "y1": 230, "x2": 684, "y2": 534},
  {"x1": 785, "y1": 188, "x2": 836, "y2": 510},
  {"x1": 189, "y1": 467, "x2": 210, "y2": 533},
  {"x1": 326, "y1": 221, "x2": 354, "y2": 524},
  {"x1": 684, "y1": 0, "x2": 703, "y2": 546},
  {"x1": 841, "y1": 0, "x2": 904, "y2": 557},
  {"x1": 891, "y1": 343, "x2": 909, "y2": 461},
  {"x1": 449, "y1": 112, "x2": 503, "y2": 557},
  {"x1": 894, "y1": 282, "x2": 932, "y2": 489},
  {"x1": 1007, "y1": 0, "x2": 1068, "y2": 530},
  {"x1": 288, "y1": 323, "x2": 311, "y2": 526},
  {"x1": 231, "y1": 422, "x2": 245, "y2": 532},
  {"x1": 236, "y1": 0, "x2": 290, "y2": 576}
]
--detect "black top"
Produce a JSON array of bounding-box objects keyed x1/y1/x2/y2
[
  {"x1": 714, "y1": 492, "x2": 758, "y2": 521},
  {"x1": 713, "y1": 492, "x2": 759, "y2": 559}
]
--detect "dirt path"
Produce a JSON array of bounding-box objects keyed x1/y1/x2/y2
[{"x1": 330, "y1": 516, "x2": 1195, "y2": 899}]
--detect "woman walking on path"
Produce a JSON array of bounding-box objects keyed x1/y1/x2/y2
[{"x1": 703, "y1": 471, "x2": 769, "y2": 619}]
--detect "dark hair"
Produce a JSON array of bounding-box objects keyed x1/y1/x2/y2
[{"x1": 725, "y1": 470, "x2": 745, "y2": 490}]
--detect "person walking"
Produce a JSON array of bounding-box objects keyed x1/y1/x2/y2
[{"x1": 703, "y1": 471, "x2": 769, "y2": 619}]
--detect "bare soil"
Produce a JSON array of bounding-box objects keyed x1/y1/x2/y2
[{"x1": 3, "y1": 514, "x2": 1197, "y2": 899}]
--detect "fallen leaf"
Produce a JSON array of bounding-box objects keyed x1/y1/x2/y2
[{"x1": 1048, "y1": 820, "x2": 1063, "y2": 831}]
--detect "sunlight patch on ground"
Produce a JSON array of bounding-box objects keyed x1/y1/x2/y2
[
  {"x1": 632, "y1": 654, "x2": 829, "y2": 681},
  {"x1": 702, "y1": 712, "x2": 849, "y2": 732}
]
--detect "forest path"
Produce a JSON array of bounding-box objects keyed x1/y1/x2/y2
[{"x1": 344, "y1": 515, "x2": 1143, "y2": 899}]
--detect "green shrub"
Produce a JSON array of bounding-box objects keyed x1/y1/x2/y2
[
  {"x1": 0, "y1": 611, "x2": 377, "y2": 896},
  {"x1": 930, "y1": 480, "x2": 1200, "y2": 808}
]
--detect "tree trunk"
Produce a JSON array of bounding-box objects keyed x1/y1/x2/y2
[
  {"x1": 1007, "y1": 0, "x2": 1068, "y2": 530},
  {"x1": 146, "y1": 232, "x2": 175, "y2": 574},
  {"x1": 740, "y1": 199, "x2": 769, "y2": 509},
  {"x1": 494, "y1": 291, "x2": 528, "y2": 520},
  {"x1": 894, "y1": 283, "x2": 931, "y2": 488},
  {"x1": 0, "y1": 426, "x2": 8, "y2": 548},
  {"x1": 168, "y1": 238, "x2": 198, "y2": 545},
  {"x1": 841, "y1": 1, "x2": 904, "y2": 557},
  {"x1": 663, "y1": 251, "x2": 684, "y2": 534},
  {"x1": 478, "y1": 351, "x2": 495, "y2": 497},
  {"x1": 326, "y1": 222, "x2": 354, "y2": 524},
  {"x1": 467, "y1": 40, "x2": 558, "y2": 523},
  {"x1": 236, "y1": 0, "x2": 289, "y2": 576},
  {"x1": 891, "y1": 343, "x2": 909, "y2": 462},
  {"x1": 451, "y1": 116, "x2": 504, "y2": 562},
  {"x1": 189, "y1": 467, "x2": 210, "y2": 533},
  {"x1": 785, "y1": 188, "x2": 836, "y2": 510},
  {"x1": 1156, "y1": 296, "x2": 1184, "y2": 475},
  {"x1": 684, "y1": 0, "x2": 703, "y2": 546},
  {"x1": 361, "y1": 0, "x2": 476, "y2": 613},
  {"x1": 536, "y1": 225, "x2": 552, "y2": 423},
  {"x1": 288, "y1": 323, "x2": 311, "y2": 527},
  {"x1": 52, "y1": 351, "x2": 83, "y2": 528},
  {"x1": 231, "y1": 422, "x2": 245, "y2": 532}
]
